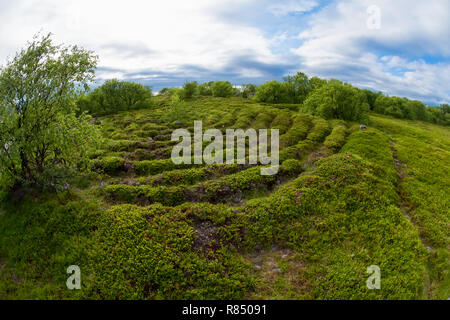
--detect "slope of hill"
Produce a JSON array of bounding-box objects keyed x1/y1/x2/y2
[{"x1": 0, "y1": 96, "x2": 448, "y2": 299}]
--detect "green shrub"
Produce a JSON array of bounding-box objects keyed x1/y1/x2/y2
[
  {"x1": 131, "y1": 97, "x2": 154, "y2": 110},
  {"x1": 182, "y1": 81, "x2": 198, "y2": 99},
  {"x1": 242, "y1": 144, "x2": 426, "y2": 299},
  {"x1": 306, "y1": 118, "x2": 330, "y2": 142},
  {"x1": 270, "y1": 111, "x2": 292, "y2": 134},
  {"x1": 106, "y1": 139, "x2": 140, "y2": 152},
  {"x1": 139, "y1": 164, "x2": 243, "y2": 187},
  {"x1": 134, "y1": 159, "x2": 175, "y2": 176},
  {"x1": 232, "y1": 108, "x2": 259, "y2": 129},
  {"x1": 189, "y1": 162, "x2": 303, "y2": 203},
  {"x1": 374, "y1": 96, "x2": 430, "y2": 121},
  {"x1": 104, "y1": 184, "x2": 138, "y2": 202},
  {"x1": 109, "y1": 131, "x2": 129, "y2": 140},
  {"x1": 152, "y1": 168, "x2": 206, "y2": 186},
  {"x1": 304, "y1": 79, "x2": 369, "y2": 122},
  {"x1": 105, "y1": 184, "x2": 186, "y2": 206},
  {"x1": 340, "y1": 129, "x2": 397, "y2": 183},
  {"x1": 212, "y1": 81, "x2": 234, "y2": 97},
  {"x1": 279, "y1": 140, "x2": 315, "y2": 162},
  {"x1": 324, "y1": 125, "x2": 347, "y2": 152},
  {"x1": 254, "y1": 81, "x2": 290, "y2": 103},
  {"x1": 272, "y1": 104, "x2": 300, "y2": 111},
  {"x1": 91, "y1": 204, "x2": 252, "y2": 299},
  {"x1": 280, "y1": 114, "x2": 311, "y2": 146},
  {"x1": 198, "y1": 81, "x2": 214, "y2": 96},
  {"x1": 241, "y1": 84, "x2": 257, "y2": 98},
  {"x1": 279, "y1": 159, "x2": 304, "y2": 174},
  {"x1": 78, "y1": 80, "x2": 152, "y2": 115},
  {"x1": 199, "y1": 167, "x2": 276, "y2": 202},
  {"x1": 140, "y1": 185, "x2": 185, "y2": 206},
  {"x1": 90, "y1": 156, "x2": 125, "y2": 174},
  {"x1": 251, "y1": 112, "x2": 275, "y2": 130}
]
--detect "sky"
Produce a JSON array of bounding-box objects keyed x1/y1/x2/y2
[{"x1": 0, "y1": 0, "x2": 449, "y2": 105}]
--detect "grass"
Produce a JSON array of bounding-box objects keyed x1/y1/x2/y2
[
  {"x1": 0, "y1": 96, "x2": 448, "y2": 300},
  {"x1": 370, "y1": 114, "x2": 450, "y2": 299}
]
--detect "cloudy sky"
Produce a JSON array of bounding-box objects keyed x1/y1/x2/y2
[{"x1": 0, "y1": 0, "x2": 449, "y2": 104}]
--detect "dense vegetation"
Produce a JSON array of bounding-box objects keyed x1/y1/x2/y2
[
  {"x1": 0, "y1": 94, "x2": 448, "y2": 299},
  {"x1": 77, "y1": 79, "x2": 153, "y2": 115},
  {"x1": 0, "y1": 34, "x2": 100, "y2": 191},
  {"x1": 0, "y1": 35, "x2": 448, "y2": 300},
  {"x1": 303, "y1": 79, "x2": 369, "y2": 122},
  {"x1": 160, "y1": 73, "x2": 449, "y2": 126}
]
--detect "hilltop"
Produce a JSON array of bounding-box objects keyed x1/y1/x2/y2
[{"x1": 0, "y1": 95, "x2": 448, "y2": 299}]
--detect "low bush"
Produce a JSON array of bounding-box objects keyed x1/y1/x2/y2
[
  {"x1": 280, "y1": 114, "x2": 312, "y2": 147},
  {"x1": 232, "y1": 108, "x2": 259, "y2": 129},
  {"x1": 242, "y1": 133, "x2": 426, "y2": 299},
  {"x1": 340, "y1": 129, "x2": 397, "y2": 183},
  {"x1": 134, "y1": 159, "x2": 176, "y2": 176},
  {"x1": 251, "y1": 112, "x2": 275, "y2": 130},
  {"x1": 306, "y1": 118, "x2": 330, "y2": 142},
  {"x1": 90, "y1": 156, "x2": 126, "y2": 174},
  {"x1": 104, "y1": 184, "x2": 138, "y2": 202},
  {"x1": 279, "y1": 140, "x2": 315, "y2": 162},
  {"x1": 138, "y1": 164, "x2": 243, "y2": 187},
  {"x1": 212, "y1": 81, "x2": 234, "y2": 98},
  {"x1": 270, "y1": 111, "x2": 292, "y2": 134},
  {"x1": 191, "y1": 161, "x2": 303, "y2": 203},
  {"x1": 77, "y1": 80, "x2": 153, "y2": 116},
  {"x1": 140, "y1": 185, "x2": 186, "y2": 206},
  {"x1": 106, "y1": 139, "x2": 140, "y2": 152},
  {"x1": 324, "y1": 125, "x2": 347, "y2": 152},
  {"x1": 91, "y1": 204, "x2": 252, "y2": 299}
]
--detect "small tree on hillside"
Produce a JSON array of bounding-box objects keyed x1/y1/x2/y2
[
  {"x1": 283, "y1": 72, "x2": 310, "y2": 103},
  {"x1": 0, "y1": 33, "x2": 101, "y2": 190},
  {"x1": 81, "y1": 79, "x2": 152, "y2": 115},
  {"x1": 309, "y1": 76, "x2": 327, "y2": 92},
  {"x1": 211, "y1": 81, "x2": 234, "y2": 97},
  {"x1": 304, "y1": 79, "x2": 369, "y2": 122},
  {"x1": 406, "y1": 100, "x2": 427, "y2": 121},
  {"x1": 182, "y1": 81, "x2": 198, "y2": 99},
  {"x1": 254, "y1": 80, "x2": 290, "y2": 103},
  {"x1": 198, "y1": 81, "x2": 214, "y2": 96}
]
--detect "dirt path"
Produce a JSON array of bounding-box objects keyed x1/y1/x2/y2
[{"x1": 391, "y1": 141, "x2": 433, "y2": 252}]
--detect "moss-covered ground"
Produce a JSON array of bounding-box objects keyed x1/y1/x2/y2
[{"x1": 0, "y1": 97, "x2": 448, "y2": 299}]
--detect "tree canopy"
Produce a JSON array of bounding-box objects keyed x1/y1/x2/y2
[
  {"x1": 0, "y1": 33, "x2": 101, "y2": 190},
  {"x1": 254, "y1": 80, "x2": 290, "y2": 103},
  {"x1": 182, "y1": 81, "x2": 198, "y2": 99},
  {"x1": 211, "y1": 81, "x2": 234, "y2": 97},
  {"x1": 374, "y1": 95, "x2": 429, "y2": 121},
  {"x1": 254, "y1": 72, "x2": 319, "y2": 104},
  {"x1": 283, "y1": 72, "x2": 311, "y2": 104},
  {"x1": 198, "y1": 81, "x2": 214, "y2": 96},
  {"x1": 78, "y1": 79, "x2": 152, "y2": 115},
  {"x1": 303, "y1": 79, "x2": 369, "y2": 122}
]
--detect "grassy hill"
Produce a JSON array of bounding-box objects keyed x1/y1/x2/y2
[{"x1": 0, "y1": 96, "x2": 448, "y2": 299}]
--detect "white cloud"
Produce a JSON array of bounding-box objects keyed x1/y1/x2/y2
[
  {"x1": 0, "y1": 0, "x2": 448, "y2": 103},
  {"x1": 267, "y1": 0, "x2": 319, "y2": 16},
  {"x1": 0, "y1": 0, "x2": 280, "y2": 80},
  {"x1": 291, "y1": 0, "x2": 450, "y2": 103}
]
